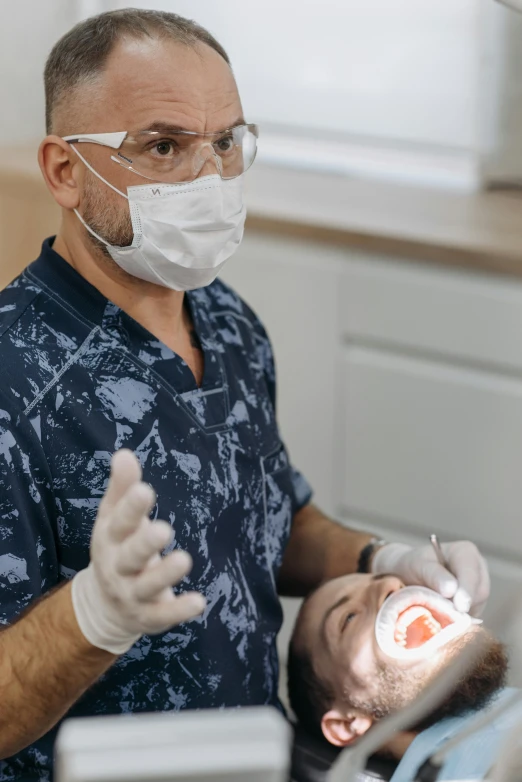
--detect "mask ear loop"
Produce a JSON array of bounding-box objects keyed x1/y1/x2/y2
[{"x1": 68, "y1": 144, "x2": 129, "y2": 247}]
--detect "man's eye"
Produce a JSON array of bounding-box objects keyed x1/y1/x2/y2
[
  {"x1": 215, "y1": 135, "x2": 234, "y2": 153},
  {"x1": 153, "y1": 141, "x2": 176, "y2": 157},
  {"x1": 343, "y1": 612, "x2": 356, "y2": 629}
]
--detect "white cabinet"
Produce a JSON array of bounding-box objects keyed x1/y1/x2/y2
[
  {"x1": 340, "y1": 346, "x2": 522, "y2": 554},
  {"x1": 222, "y1": 229, "x2": 522, "y2": 687}
]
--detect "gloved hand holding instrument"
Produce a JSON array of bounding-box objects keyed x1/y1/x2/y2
[{"x1": 372, "y1": 535, "x2": 490, "y2": 617}]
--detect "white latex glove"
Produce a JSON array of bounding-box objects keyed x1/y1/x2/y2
[
  {"x1": 371, "y1": 540, "x2": 490, "y2": 617},
  {"x1": 72, "y1": 449, "x2": 206, "y2": 654}
]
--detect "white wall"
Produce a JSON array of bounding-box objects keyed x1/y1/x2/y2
[
  {"x1": 108, "y1": 0, "x2": 482, "y2": 151},
  {"x1": 2, "y1": 0, "x2": 519, "y2": 188},
  {"x1": 0, "y1": 0, "x2": 78, "y2": 144}
]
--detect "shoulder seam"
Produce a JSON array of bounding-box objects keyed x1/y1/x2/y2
[
  {"x1": 24, "y1": 326, "x2": 101, "y2": 416},
  {"x1": 24, "y1": 269, "x2": 98, "y2": 333},
  {"x1": 0, "y1": 275, "x2": 42, "y2": 340},
  {"x1": 212, "y1": 309, "x2": 258, "y2": 331}
]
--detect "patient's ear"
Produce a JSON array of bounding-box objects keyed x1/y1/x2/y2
[{"x1": 321, "y1": 709, "x2": 373, "y2": 747}]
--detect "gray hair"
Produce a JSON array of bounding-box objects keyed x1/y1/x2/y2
[{"x1": 44, "y1": 8, "x2": 231, "y2": 134}]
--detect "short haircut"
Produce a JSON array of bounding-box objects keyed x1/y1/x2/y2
[
  {"x1": 287, "y1": 638, "x2": 334, "y2": 738},
  {"x1": 44, "y1": 8, "x2": 231, "y2": 134}
]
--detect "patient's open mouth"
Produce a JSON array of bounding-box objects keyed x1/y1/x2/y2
[
  {"x1": 394, "y1": 604, "x2": 453, "y2": 650},
  {"x1": 375, "y1": 586, "x2": 478, "y2": 660}
]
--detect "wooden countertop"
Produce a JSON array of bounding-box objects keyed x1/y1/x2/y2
[
  {"x1": 244, "y1": 165, "x2": 522, "y2": 278},
  {"x1": 3, "y1": 145, "x2": 522, "y2": 278}
]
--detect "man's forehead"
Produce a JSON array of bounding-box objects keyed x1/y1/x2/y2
[
  {"x1": 315, "y1": 574, "x2": 366, "y2": 605},
  {"x1": 304, "y1": 573, "x2": 367, "y2": 630},
  {"x1": 74, "y1": 36, "x2": 241, "y2": 134}
]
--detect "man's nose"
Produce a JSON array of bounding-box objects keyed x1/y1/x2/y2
[
  {"x1": 369, "y1": 574, "x2": 404, "y2": 610},
  {"x1": 192, "y1": 144, "x2": 223, "y2": 179}
]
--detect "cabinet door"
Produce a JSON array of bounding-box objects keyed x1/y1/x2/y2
[{"x1": 339, "y1": 345, "x2": 522, "y2": 560}]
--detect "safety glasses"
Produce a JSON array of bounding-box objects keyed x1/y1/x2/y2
[{"x1": 62, "y1": 124, "x2": 259, "y2": 184}]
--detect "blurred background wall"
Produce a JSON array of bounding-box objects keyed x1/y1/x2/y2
[
  {"x1": 2, "y1": 0, "x2": 522, "y2": 689},
  {"x1": 4, "y1": 0, "x2": 522, "y2": 184}
]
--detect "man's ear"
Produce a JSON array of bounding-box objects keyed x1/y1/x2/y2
[
  {"x1": 38, "y1": 135, "x2": 82, "y2": 211},
  {"x1": 321, "y1": 709, "x2": 374, "y2": 747}
]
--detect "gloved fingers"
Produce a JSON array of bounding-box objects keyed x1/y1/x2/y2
[
  {"x1": 414, "y1": 557, "x2": 459, "y2": 600},
  {"x1": 142, "y1": 591, "x2": 207, "y2": 633},
  {"x1": 106, "y1": 482, "x2": 156, "y2": 544},
  {"x1": 470, "y1": 598, "x2": 488, "y2": 618},
  {"x1": 443, "y1": 541, "x2": 490, "y2": 616},
  {"x1": 452, "y1": 587, "x2": 472, "y2": 614},
  {"x1": 115, "y1": 519, "x2": 173, "y2": 575},
  {"x1": 133, "y1": 550, "x2": 193, "y2": 601},
  {"x1": 98, "y1": 450, "x2": 143, "y2": 514}
]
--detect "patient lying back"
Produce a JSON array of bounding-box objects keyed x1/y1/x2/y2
[{"x1": 287, "y1": 572, "x2": 507, "y2": 761}]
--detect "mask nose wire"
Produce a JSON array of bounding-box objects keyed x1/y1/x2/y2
[{"x1": 192, "y1": 143, "x2": 223, "y2": 179}]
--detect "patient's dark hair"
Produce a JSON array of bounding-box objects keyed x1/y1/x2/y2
[
  {"x1": 44, "y1": 9, "x2": 230, "y2": 134},
  {"x1": 287, "y1": 639, "x2": 334, "y2": 738}
]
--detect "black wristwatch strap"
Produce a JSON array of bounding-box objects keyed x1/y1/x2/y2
[{"x1": 357, "y1": 537, "x2": 388, "y2": 573}]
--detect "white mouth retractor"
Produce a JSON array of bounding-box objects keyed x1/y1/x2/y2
[{"x1": 375, "y1": 586, "x2": 482, "y2": 661}]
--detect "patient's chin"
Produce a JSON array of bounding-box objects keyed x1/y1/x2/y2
[
  {"x1": 345, "y1": 630, "x2": 508, "y2": 726},
  {"x1": 413, "y1": 633, "x2": 508, "y2": 730}
]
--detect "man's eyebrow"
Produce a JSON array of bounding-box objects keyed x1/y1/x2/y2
[
  {"x1": 136, "y1": 118, "x2": 247, "y2": 135},
  {"x1": 321, "y1": 593, "x2": 352, "y2": 640}
]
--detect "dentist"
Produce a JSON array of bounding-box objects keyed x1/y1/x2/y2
[{"x1": 0, "y1": 8, "x2": 490, "y2": 781}]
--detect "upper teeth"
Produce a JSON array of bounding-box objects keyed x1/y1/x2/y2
[
  {"x1": 393, "y1": 606, "x2": 442, "y2": 648},
  {"x1": 375, "y1": 585, "x2": 473, "y2": 660}
]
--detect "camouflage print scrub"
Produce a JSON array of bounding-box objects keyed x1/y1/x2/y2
[{"x1": 0, "y1": 239, "x2": 312, "y2": 781}]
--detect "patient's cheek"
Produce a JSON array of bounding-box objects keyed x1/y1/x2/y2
[{"x1": 348, "y1": 639, "x2": 380, "y2": 695}]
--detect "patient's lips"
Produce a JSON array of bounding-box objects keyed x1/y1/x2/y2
[{"x1": 375, "y1": 586, "x2": 481, "y2": 661}]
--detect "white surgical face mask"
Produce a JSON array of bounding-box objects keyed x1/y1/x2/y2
[{"x1": 72, "y1": 148, "x2": 247, "y2": 291}]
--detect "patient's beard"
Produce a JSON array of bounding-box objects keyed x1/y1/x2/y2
[{"x1": 346, "y1": 632, "x2": 508, "y2": 728}]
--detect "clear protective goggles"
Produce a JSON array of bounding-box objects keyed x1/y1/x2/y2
[{"x1": 62, "y1": 124, "x2": 259, "y2": 184}]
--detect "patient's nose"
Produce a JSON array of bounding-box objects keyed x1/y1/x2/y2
[{"x1": 370, "y1": 575, "x2": 404, "y2": 610}]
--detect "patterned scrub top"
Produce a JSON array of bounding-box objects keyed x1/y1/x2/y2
[{"x1": 0, "y1": 238, "x2": 312, "y2": 781}]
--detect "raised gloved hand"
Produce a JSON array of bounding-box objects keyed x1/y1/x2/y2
[
  {"x1": 72, "y1": 449, "x2": 206, "y2": 654},
  {"x1": 371, "y1": 540, "x2": 490, "y2": 617}
]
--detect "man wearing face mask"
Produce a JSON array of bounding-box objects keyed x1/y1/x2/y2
[
  {"x1": 288, "y1": 573, "x2": 516, "y2": 782},
  {"x1": 0, "y1": 8, "x2": 491, "y2": 781}
]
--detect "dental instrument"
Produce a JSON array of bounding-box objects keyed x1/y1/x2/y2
[{"x1": 429, "y1": 535, "x2": 448, "y2": 570}]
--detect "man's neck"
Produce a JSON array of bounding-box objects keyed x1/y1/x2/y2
[
  {"x1": 53, "y1": 230, "x2": 187, "y2": 348},
  {"x1": 378, "y1": 731, "x2": 417, "y2": 761}
]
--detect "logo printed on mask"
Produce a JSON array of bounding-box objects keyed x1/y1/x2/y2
[{"x1": 71, "y1": 148, "x2": 246, "y2": 291}]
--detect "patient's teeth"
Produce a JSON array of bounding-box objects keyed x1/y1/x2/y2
[
  {"x1": 376, "y1": 586, "x2": 473, "y2": 660},
  {"x1": 393, "y1": 605, "x2": 444, "y2": 649}
]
